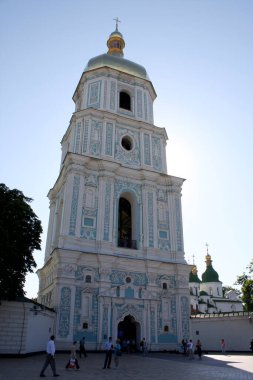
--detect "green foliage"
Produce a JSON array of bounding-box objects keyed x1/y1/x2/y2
[
  {"x1": 240, "y1": 280, "x2": 253, "y2": 311},
  {"x1": 0, "y1": 184, "x2": 42, "y2": 300},
  {"x1": 235, "y1": 260, "x2": 253, "y2": 312}
]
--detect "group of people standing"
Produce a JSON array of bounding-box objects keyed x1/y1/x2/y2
[
  {"x1": 181, "y1": 337, "x2": 229, "y2": 359},
  {"x1": 65, "y1": 337, "x2": 87, "y2": 370},
  {"x1": 181, "y1": 339, "x2": 202, "y2": 359},
  {"x1": 102, "y1": 336, "x2": 122, "y2": 369},
  {"x1": 39, "y1": 335, "x2": 87, "y2": 377}
]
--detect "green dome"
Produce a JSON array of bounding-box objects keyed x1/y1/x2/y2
[
  {"x1": 189, "y1": 266, "x2": 201, "y2": 283},
  {"x1": 201, "y1": 254, "x2": 220, "y2": 283},
  {"x1": 202, "y1": 265, "x2": 220, "y2": 282},
  {"x1": 84, "y1": 53, "x2": 149, "y2": 81}
]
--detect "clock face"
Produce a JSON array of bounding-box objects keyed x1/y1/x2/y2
[{"x1": 121, "y1": 135, "x2": 133, "y2": 151}]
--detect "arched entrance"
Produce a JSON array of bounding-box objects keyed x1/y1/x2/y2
[{"x1": 117, "y1": 315, "x2": 140, "y2": 352}]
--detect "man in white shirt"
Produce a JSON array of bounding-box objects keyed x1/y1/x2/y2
[
  {"x1": 40, "y1": 335, "x2": 60, "y2": 377},
  {"x1": 103, "y1": 336, "x2": 113, "y2": 369}
]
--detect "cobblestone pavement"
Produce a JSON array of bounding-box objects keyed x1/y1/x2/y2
[{"x1": 0, "y1": 352, "x2": 252, "y2": 380}]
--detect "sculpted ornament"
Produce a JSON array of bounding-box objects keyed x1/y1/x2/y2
[{"x1": 63, "y1": 264, "x2": 76, "y2": 274}]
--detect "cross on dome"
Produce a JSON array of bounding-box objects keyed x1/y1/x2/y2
[{"x1": 113, "y1": 17, "x2": 121, "y2": 31}]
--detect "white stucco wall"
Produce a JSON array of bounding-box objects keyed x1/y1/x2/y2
[
  {"x1": 0, "y1": 300, "x2": 55, "y2": 355},
  {"x1": 191, "y1": 314, "x2": 253, "y2": 352}
]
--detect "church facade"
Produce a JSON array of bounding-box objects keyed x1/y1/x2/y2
[{"x1": 37, "y1": 26, "x2": 191, "y2": 351}]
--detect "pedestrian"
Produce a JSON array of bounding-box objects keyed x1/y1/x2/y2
[
  {"x1": 65, "y1": 341, "x2": 80, "y2": 370},
  {"x1": 220, "y1": 338, "x2": 226, "y2": 354},
  {"x1": 181, "y1": 339, "x2": 187, "y2": 355},
  {"x1": 39, "y1": 335, "x2": 60, "y2": 377},
  {"x1": 195, "y1": 339, "x2": 202, "y2": 359},
  {"x1": 114, "y1": 339, "x2": 122, "y2": 368},
  {"x1": 102, "y1": 336, "x2": 114, "y2": 369},
  {"x1": 250, "y1": 338, "x2": 253, "y2": 354},
  {"x1": 142, "y1": 337, "x2": 148, "y2": 356},
  {"x1": 126, "y1": 339, "x2": 130, "y2": 354},
  {"x1": 187, "y1": 339, "x2": 194, "y2": 360},
  {"x1": 79, "y1": 336, "x2": 87, "y2": 358}
]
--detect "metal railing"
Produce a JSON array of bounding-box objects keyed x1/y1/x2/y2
[
  {"x1": 118, "y1": 239, "x2": 137, "y2": 249},
  {"x1": 190, "y1": 311, "x2": 252, "y2": 318}
]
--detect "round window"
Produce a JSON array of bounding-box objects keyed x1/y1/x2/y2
[
  {"x1": 126, "y1": 277, "x2": 131, "y2": 283},
  {"x1": 121, "y1": 135, "x2": 133, "y2": 151}
]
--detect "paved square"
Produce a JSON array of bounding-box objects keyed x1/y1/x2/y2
[{"x1": 0, "y1": 352, "x2": 252, "y2": 380}]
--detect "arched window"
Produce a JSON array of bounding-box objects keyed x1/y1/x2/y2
[
  {"x1": 85, "y1": 275, "x2": 91, "y2": 283},
  {"x1": 162, "y1": 283, "x2": 167, "y2": 290},
  {"x1": 164, "y1": 325, "x2": 169, "y2": 332},
  {"x1": 119, "y1": 91, "x2": 131, "y2": 111}
]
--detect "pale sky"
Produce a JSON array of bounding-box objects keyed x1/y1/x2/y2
[{"x1": 1, "y1": 0, "x2": 252, "y2": 298}]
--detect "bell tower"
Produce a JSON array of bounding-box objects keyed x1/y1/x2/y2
[{"x1": 37, "y1": 24, "x2": 191, "y2": 351}]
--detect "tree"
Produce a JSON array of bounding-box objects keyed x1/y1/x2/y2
[
  {"x1": 235, "y1": 260, "x2": 253, "y2": 312},
  {"x1": 0, "y1": 184, "x2": 42, "y2": 300}
]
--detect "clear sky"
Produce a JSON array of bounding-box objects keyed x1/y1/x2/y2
[{"x1": 1, "y1": 0, "x2": 252, "y2": 298}]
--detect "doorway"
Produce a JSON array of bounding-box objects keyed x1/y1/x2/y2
[{"x1": 117, "y1": 315, "x2": 140, "y2": 352}]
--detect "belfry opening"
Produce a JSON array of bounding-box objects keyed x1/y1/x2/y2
[{"x1": 118, "y1": 197, "x2": 135, "y2": 248}]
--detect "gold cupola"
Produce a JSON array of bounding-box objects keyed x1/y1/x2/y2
[{"x1": 107, "y1": 23, "x2": 125, "y2": 57}]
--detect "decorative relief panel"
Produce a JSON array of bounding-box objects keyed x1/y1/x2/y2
[
  {"x1": 137, "y1": 89, "x2": 143, "y2": 118},
  {"x1": 75, "y1": 266, "x2": 99, "y2": 281},
  {"x1": 102, "y1": 305, "x2": 109, "y2": 338},
  {"x1": 156, "y1": 275, "x2": 176, "y2": 288},
  {"x1": 58, "y1": 287, "x2": 71, "y2": 338},
  {"x1": 74, "y1": 122, "x2": 82, "y2": 153},
  {"x1": 69, "y1": 176, "x2": 80, "y2": 236},
  {"x1": 114, "y1": 179, "x2": 142, "y2": 203},
  {"x1": 149, "y1": 98, "x2": 153, "y2": 122},
  {"x1": 110, "y1": 270, "x2": 147, "y2": 286},
  {"x1": 89, "y1": 120, "x2": 102, "y2": 156},
  {"x1": 152, "y1": 136, "x2": 162, "y2": 171},
  {"x1": 181, "y1": 296, "x2": 190, "y2": 339},
  {"x1": 116, "y1": 304, "x2": 143, "y2": 322},
  {"x1": 157, "y1": 200, "x2": 171, "y2": 250},
  {"x1": 150, "y1": 309, "x2": 156, "y2": 343},
  {"x1": 92, "y1": 292, "x2": 99, "y2": 334},
  {"x1": 169, "y1": 296, "x2": 177, "y2": 336},
  {"x1": 147, "y1": 192, "x2": 154, "y2": 247},
  {"x1": 84, "y1": 173, "x2": 98, "y2": 187},
  {"x1": 82, "y1": 120, "x2": 89, "y2": 154},
  {"x1": 103, "y1": 182, "x2": 111, "y2": 241},
  {"x1": 103, "y1": 80, "x2": 107, "y2": 109},
  {"x1": 110, "y1": 81, "x2": 116, "y2": 110},
  {"x1": 158, "y1": 238, "x2": 170, "y2": 251},
  {"x1": 144, "y1": 92, "x2": 148, "y2": 121},
  {"x1": 144, "y1": 133, "x2": 151, "y2": 165},
  {"x1": 115, "y1": 127, "x2": 140, "y2": 166},
  {"x1": 105, "y1": 123, "x2": 113, "y2": 156},
  {"x1": 87, "y1": 80, "x2": 101, "y2": 108},
  {"x1": 175, "y1": 198, "x2": 183, "y2": 251},
  {"x1": 80, "y1": 181, "x2": 98, "y2": 240}
]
